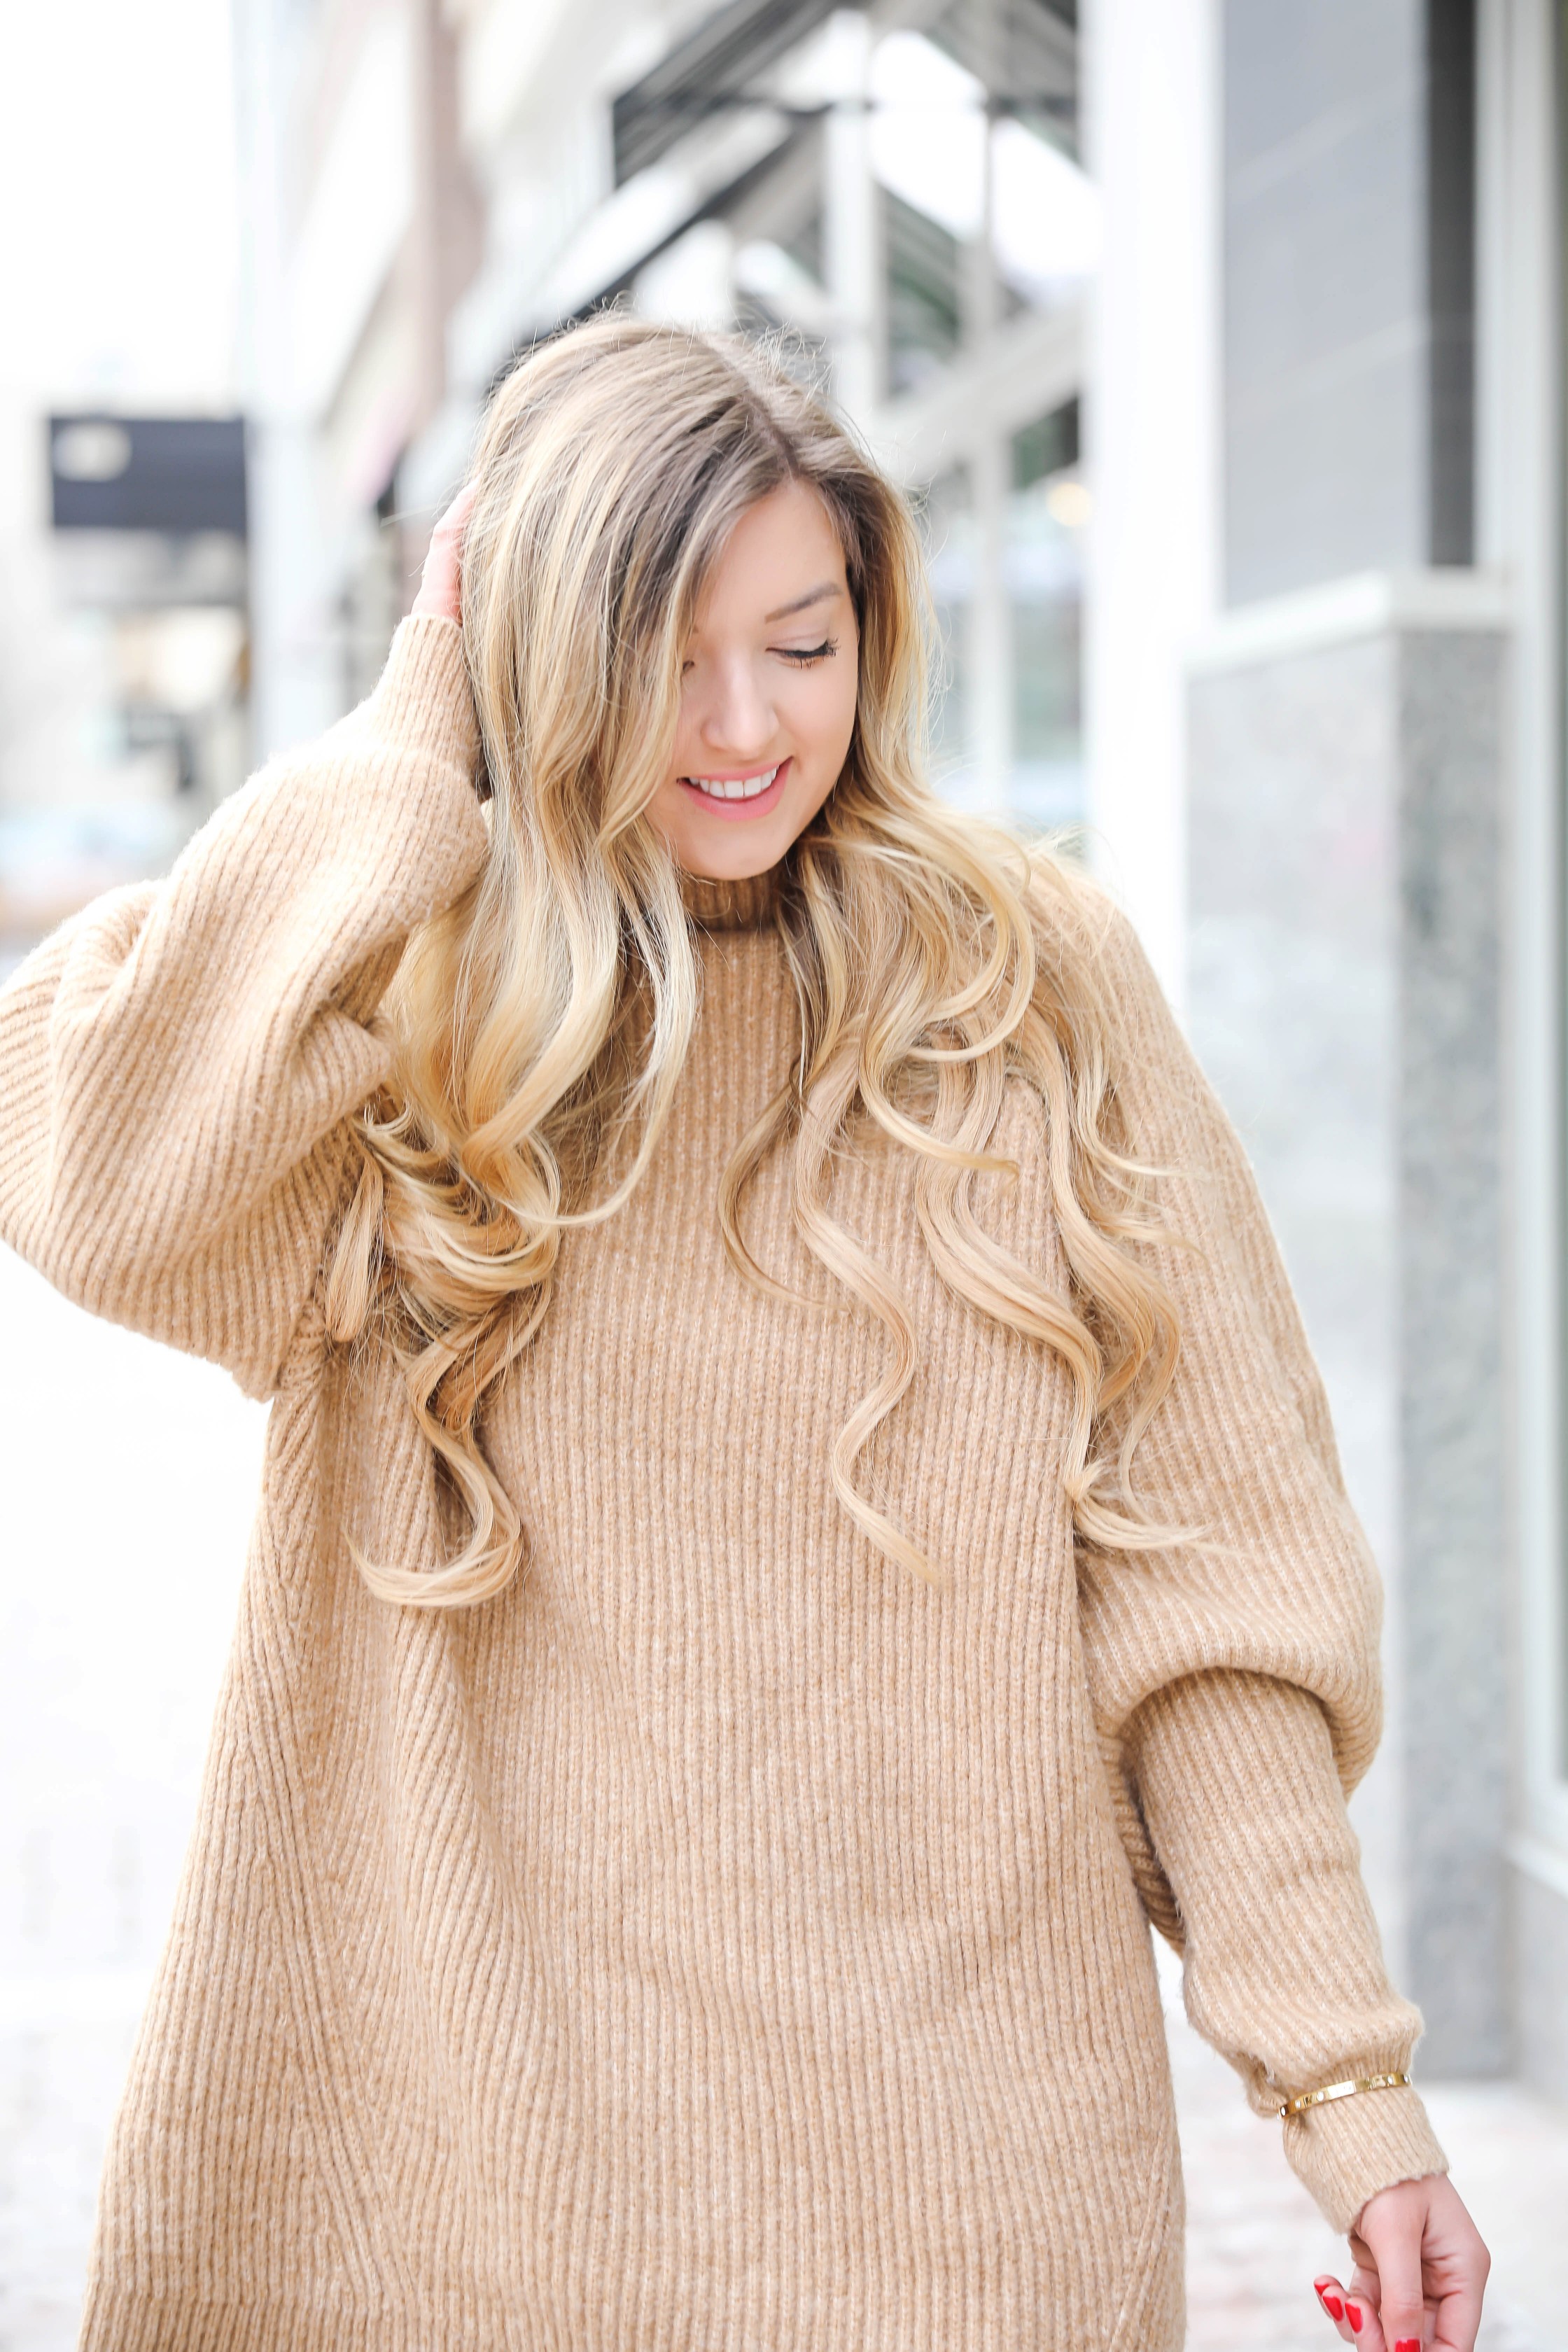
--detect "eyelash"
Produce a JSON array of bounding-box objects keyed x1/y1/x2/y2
[{"x1": 776, "y1": 637, "x2": 838, "y2": 666}]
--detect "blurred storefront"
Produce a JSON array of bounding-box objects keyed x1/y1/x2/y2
[
  {"x1": 235, "y1": 0, "x2": 1091, "y2": 825},
  {"x1": 231, "y1": 0, "x2": 1568, "y2": 2106},
  {"x1": 0, "y1": 415, "x2": 251, "y2": 944}
]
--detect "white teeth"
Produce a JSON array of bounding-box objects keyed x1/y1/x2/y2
[{"x1": 683, "y1": 764, "x2": 779, "y2": 802}]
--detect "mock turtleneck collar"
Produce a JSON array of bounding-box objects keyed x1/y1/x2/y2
[{"x1": 679, "y1": 867, "x2": 778, "y2": 932}]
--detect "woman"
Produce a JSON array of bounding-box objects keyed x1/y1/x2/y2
[{"x1": 0, "y1": 318, "x2": 1487, "y2": 2350}]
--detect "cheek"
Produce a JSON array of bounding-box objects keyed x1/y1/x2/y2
[
  {"x1": 790, "y1": 671, "x2": 857, "y2": 830},
  {"x1": 802, "y1": 660, "x2": 858, "y2": 762}
]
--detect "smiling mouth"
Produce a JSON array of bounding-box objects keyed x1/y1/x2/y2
[{"x1": 679, "y1": 762, "x2": 784, "y2": 802}]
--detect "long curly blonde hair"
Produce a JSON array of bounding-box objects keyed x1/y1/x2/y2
[{"x1": 325, "y1": 315, "x2": 1180, "y2": 1606}]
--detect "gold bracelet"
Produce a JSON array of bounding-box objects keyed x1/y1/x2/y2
[{"x1": 1279, "y1": 2071, "x2": 1413, "y2": 2120}]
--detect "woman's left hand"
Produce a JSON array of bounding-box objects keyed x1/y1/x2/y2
[{"x1": 1312, "y1": 2174, "x2": 1490, "y2": 2350}]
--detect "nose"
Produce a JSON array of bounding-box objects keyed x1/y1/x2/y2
[{"x1": 697, "y1": 652, "x2": 777, "y2": 762}]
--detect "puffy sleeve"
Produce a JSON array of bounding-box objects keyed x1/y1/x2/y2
[
  {"x1": 1073, "y1": 896, "x2": 1448, "y2": 2232},
  {"x1": 0, "y1": 615, "x2": 489, "y2": 1399}
]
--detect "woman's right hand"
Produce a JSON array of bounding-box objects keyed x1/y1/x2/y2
[
  {"x1": 1313, "y1": 2173, "x2": 1490, "y2": 2351},
  {"x1": 412, "y1": 484, "x2": 475, "y2": 627}
]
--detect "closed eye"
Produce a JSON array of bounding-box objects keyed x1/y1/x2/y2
[{"x1": 775, "y1": 638, "x2": 838, "y2": 666}]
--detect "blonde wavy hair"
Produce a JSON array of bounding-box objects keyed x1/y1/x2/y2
[{"x1": 326, "y1": 314, "x2": 1180, "y2": 1606}]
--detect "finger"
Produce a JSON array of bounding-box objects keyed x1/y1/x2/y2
[
  {"x1": 1376, "y1": 2290, "x2": 1428, "y2": 2352},
  {"x1": 1420, "y1": 2183, "x2": 1490, "y2": 2352},
  {"x1": 435, "y1": 482, "x2": 476, "y2": 538},
  {"x1": 1359, "y1": 2205, "x2": 1426, "y2": 2352},
  {"x1": 412, "y1": 486, "x2": 474, "y2": 624},
  {"x1": 1430, "y1": 2274, "x2": 1486, "y2": 2352},
  {"x1": 1341, "y1": 2280, "x2": 1387, "y2": 2352},
  {"x1": 424, "y1": 486, "x2": 475, "y2": 577},
  {"x1": 1312, "y1": 2274, "x2": 1356, "y2": 2339}
]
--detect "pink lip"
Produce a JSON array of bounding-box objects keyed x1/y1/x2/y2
[{"x1": 677, "y1": 757, "x2": 790, "y2": 822}]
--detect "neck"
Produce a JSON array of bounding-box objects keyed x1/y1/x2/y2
[{"x1": 678, "y1": 867, "x2": 778, "y2": 932}]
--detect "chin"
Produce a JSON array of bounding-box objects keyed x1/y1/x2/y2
[
  {"x1": 669, "y1": 807, "x2": 803, "y2": 882},
  {"x1": 654, "y1": 769, "x2": 835, "y2": 881},
  {"x1": 678, "y1": 837, "x2": 788, "y2": 883}
]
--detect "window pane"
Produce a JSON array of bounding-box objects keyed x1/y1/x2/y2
[
  {"x1": 885, "y1": 189, "x2": 962, "y2": 396},
  {"x1": 1008, "y1": 401, "x2": 1085, "y2": 833}
]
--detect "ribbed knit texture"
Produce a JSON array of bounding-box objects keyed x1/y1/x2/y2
[{"x1": 0, "y1": 617, "x2": 1446, "y2": 2351}]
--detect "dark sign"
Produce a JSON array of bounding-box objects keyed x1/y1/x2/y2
[{"x1": 50, "y1": 415, "x2": 247, "y2": 538}]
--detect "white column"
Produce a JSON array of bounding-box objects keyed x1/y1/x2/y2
[
  {"x1": 962, "y1": 0, "x2": 1012, "y2": 814},
  {"x1": 824, "y1": 8, "x2": 880, "y2": 425},
  {"x1": 233, "y1": 0, "x2": 346, "y2": 759},
  {"x1": 1082, "y1": 0, "x2": 1220, "y2": 1014},
  {"x1": 967, "y1": 430, "x2": 1013, "y2": 809},
  {"x1": 1478, "y1": 0, "x2": 1568, "y2": 1915}
]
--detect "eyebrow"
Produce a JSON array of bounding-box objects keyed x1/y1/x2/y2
[{"x1": 764, "y1": 581, "x2": 844, "y2": 622}]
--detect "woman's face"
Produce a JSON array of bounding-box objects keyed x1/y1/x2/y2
[{"x1": 648, "y1": 479, "x2": 860, "y2": 881}]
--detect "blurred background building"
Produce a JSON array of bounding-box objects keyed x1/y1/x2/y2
[
  {"x1": 3, "y1": 1, "x2": 1567, "y2": 2345},
  {"x1": 234, "y1": 0, "x2": 1096, "y2": 833}
]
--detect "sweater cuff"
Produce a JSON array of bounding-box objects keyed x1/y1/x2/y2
[
  {"x1": 1284, "y1": 2082, "x2": 1448, "y2": 2234},
  {"x1": 362, "y1": 615, "x2": 482, "y2": 781}
]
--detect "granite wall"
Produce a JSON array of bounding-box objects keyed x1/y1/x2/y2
[{"x1": 1187, "y1": 601, "x2": 1510, "y2": 2073}]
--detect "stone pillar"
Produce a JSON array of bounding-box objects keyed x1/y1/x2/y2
[{"x1": 1186, "y1": 574, "x2": 1511, "y2": 2074}]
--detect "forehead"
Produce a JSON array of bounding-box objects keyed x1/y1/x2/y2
[{"x1": 690, "y1": 481, "x2": 847, "y2": 626}]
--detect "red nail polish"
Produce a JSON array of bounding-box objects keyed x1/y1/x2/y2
[
  {"x1": 1394, "y1": 2342, "x2": 1420, "y2": 2352},
  {"x1": 1320, "y1": 2292, "x2": 1345, "y2": 2320},
  {"x1": 1345, "y1": 2306, "x2": 1364, "y2": 2334}
]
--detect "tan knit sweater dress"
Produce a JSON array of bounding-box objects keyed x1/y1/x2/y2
[{"x1": 0, "y1": 617, "x2": 1446, "y2": 2351}]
